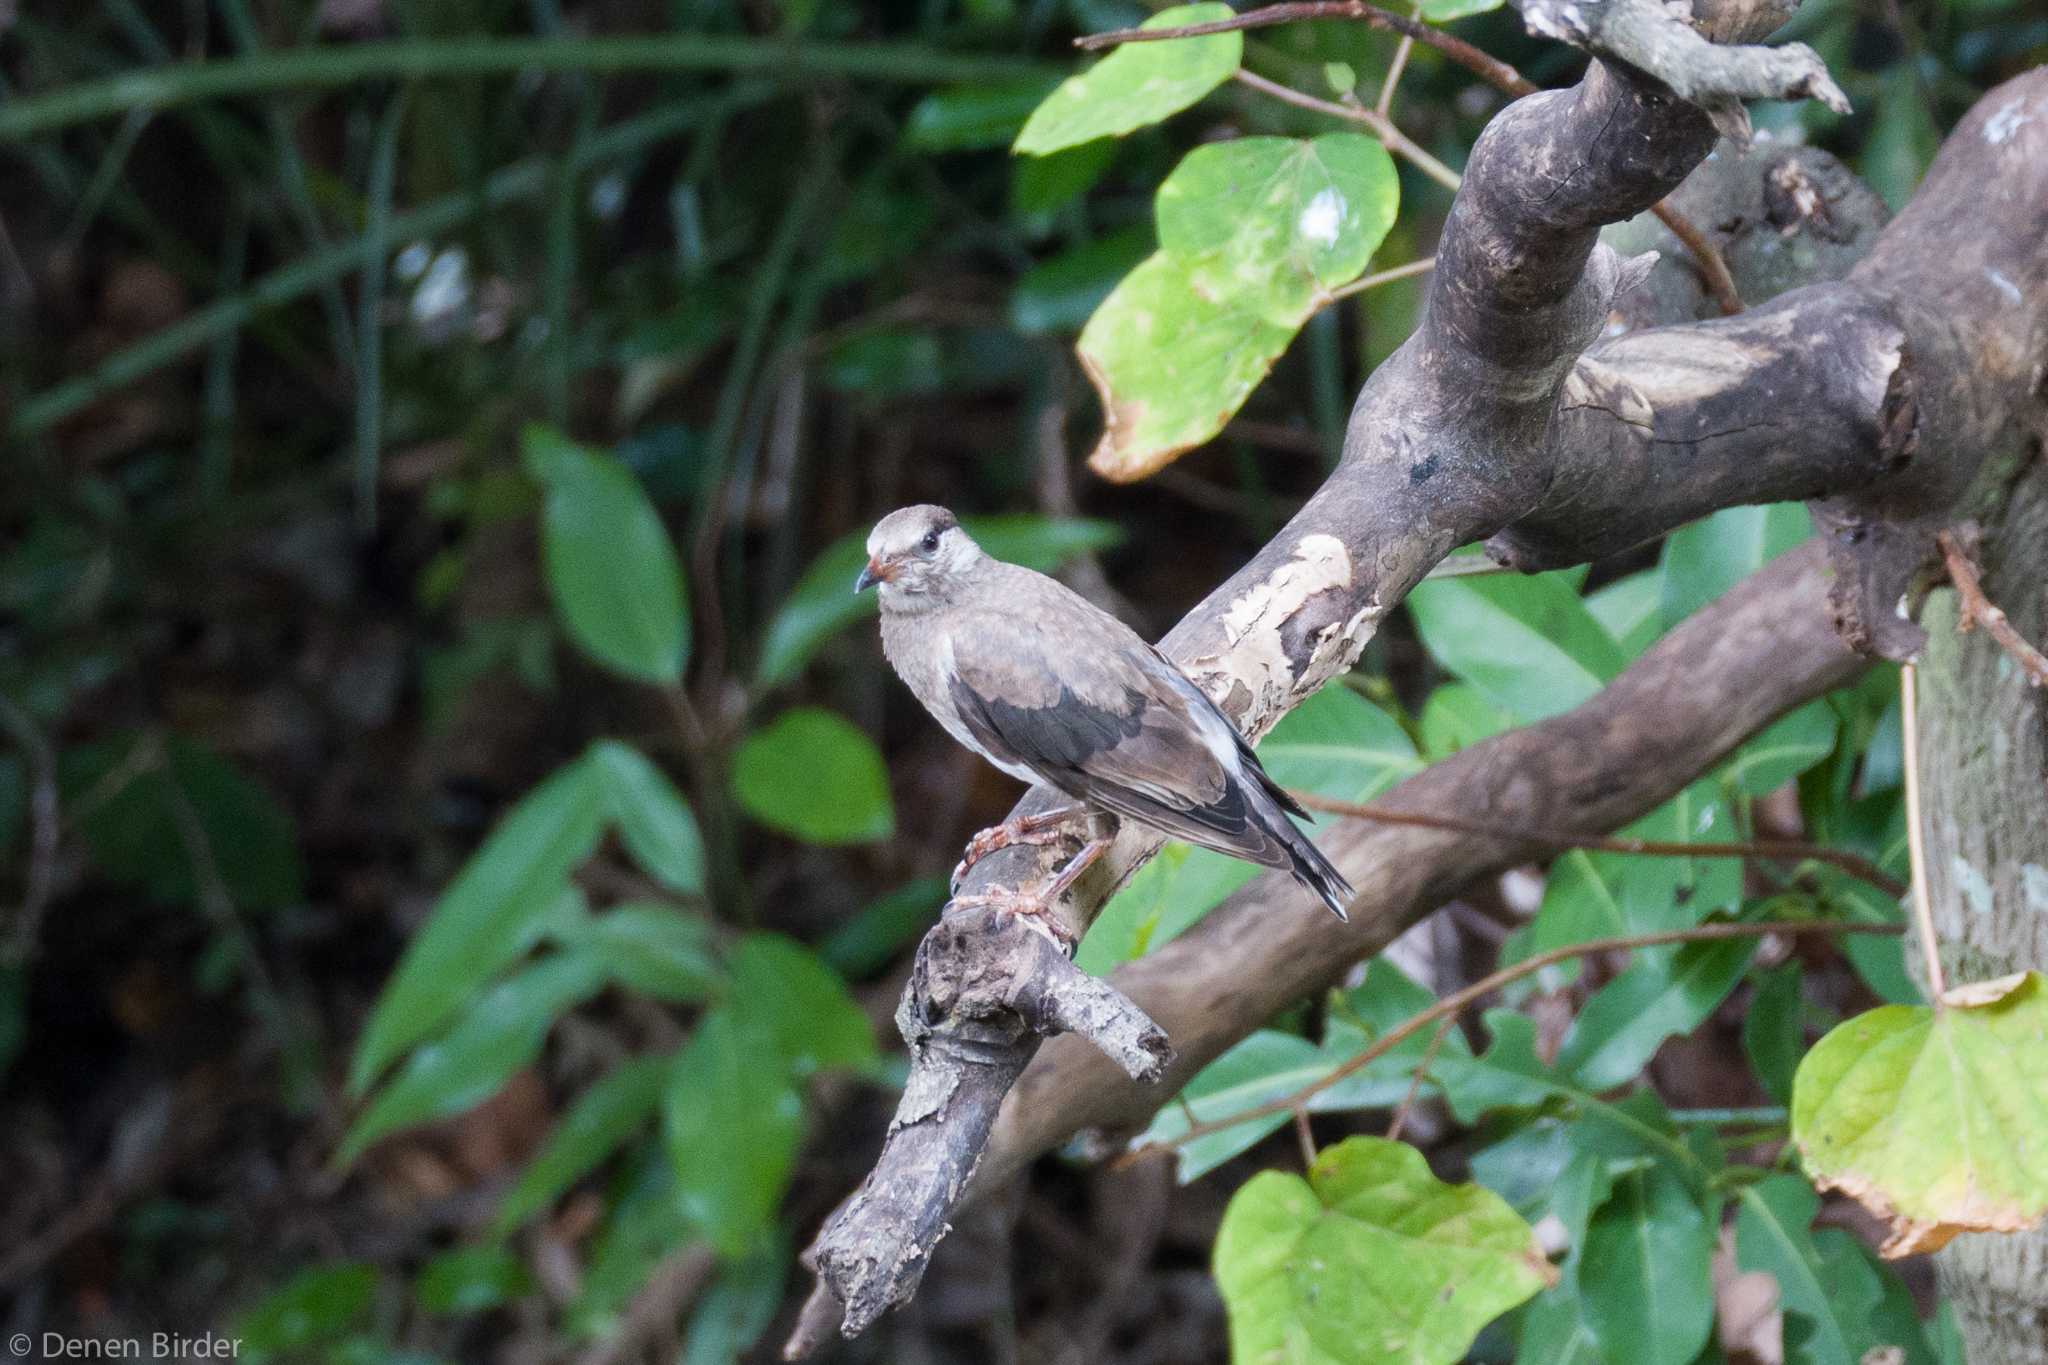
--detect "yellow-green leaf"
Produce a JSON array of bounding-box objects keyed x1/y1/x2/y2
[
  {"x1": 1013, "y1": 4, "x2": 1240, "y2": 155},
  {"x1": 1792, "y1": 971, "x2": 2048, "y2": 1256}
]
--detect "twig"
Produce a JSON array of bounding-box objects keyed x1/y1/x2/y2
[
  {"x1": 1326, "y1": 254, "x2": 1436, "y2": 302},
  {"x1": 1147, "y1": 919, "x2": 1905, "y2": 1151},
  {"x1": 1288, "y1": 790, "x2": 1908, "y2": 898},
  {"x1": 1233, "y1": 67, "x2": 1462, "y2": 192},
  {"x1": 1375, "y1": 1, "x2": 1424, "y2": 117},
  {"x1": 1650, "y1": 201, "x2": 1743, "y2": 315},
  {"x1": 1385, "y1": 1012, "x2": 1455, "y2": 1143},
  {"x1": 1291, "y1": 1106, "x2": 1319, "y2": 1167},
  {"x1": 1899, "y1": 663, "x2": 1947, "y2": 1005},
  {"x1": 1937, "y1": 529, "x2": 2048, "y2": 687}
]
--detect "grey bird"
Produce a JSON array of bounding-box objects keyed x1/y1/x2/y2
[{"x1": 856, "y1": 505, "x2": 1354, "y2": 935}]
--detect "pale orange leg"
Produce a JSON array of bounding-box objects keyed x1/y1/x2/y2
[
  {"x1": 948, "y1": 835, "x2": 1111, "y2": 952},
  {"x1": 951, "y1": 802, "x2": 1086, "y2": 892}
]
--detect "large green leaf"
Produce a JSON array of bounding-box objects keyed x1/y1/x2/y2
[
  {"x1": 1077, "y1": 840, "x2": 1257, "y2": 972},
  {"x1": 523, "y1": 425, "x2": 688, "y2": 685},
  {"x1": 663, "y1": 1008, "x2": 805, "y2": 1258},
  {"x1": 1214, "y1": 1136, "x2": 1552, "y2": 1364},
  {"x1": 1657, "y1": 502, "x2": 1810, "y2": 631},
  {"x1": 754, "y1": 515, "x2": 1121, "y2": 687},
  {"x1": 1554, "y1": 937, "x2": 1757, "y2": 1090},
  {"x1": 731, "y1": 707, "x2": 894, "y2": 845},
  {"x1": 350, "y1": 757, "x2": 606, "y2": 1093},
  {"x1": 1079, "y1": 135, "x2": 1398, "y2": 480},
  {"x1": 1792, "y1": 971, "x2": 2048, "y2": 1255},
  {"x1": 340, "y1": 951, "x2": 605, "y2": 1163},
  {"x1": 587, "y1": 740, "x2": 705, "y2": 895},
  {"x1": 679, "y1": 1240, "x2": 787, "y2": 1365},
  {"x1": 495, "y1": 1054, "x2": 669, "y2": 1234},
  {"x1": 727, "y1": 932, "x2": 877, "y2": 1077},
  {"x1": 1013, "y1": 4, "x2": 1240, "y2": 155},
  {"x1": 1723, "y1": 699, "x2": 1838, "y2": 796},
  {"x1": 903, "y1": 78, "x2": 1060, "y2": 151},
  {"x1": 1407, "y1": 572, "x2": 1628, "y2": 722},
  {"x1": 1576, "y1": 1165, "x2": 1714, "y2": 1365},
  {"x1": 577, "y1": 903, "x2": 720, "y2": 1002}
]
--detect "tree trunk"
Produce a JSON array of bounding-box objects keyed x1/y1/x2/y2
[{"x1": 1921, "y1": 458, "x2": 2048, "y2": 1363}]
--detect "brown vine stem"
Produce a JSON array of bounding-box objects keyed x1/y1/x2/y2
[
  {"x1": 1088, "y1": 5, "x2": 1741, "y2": 313},
  {"x1": 1145, "y1": 918, "x2": 1906, "y2": 1152},
  {"x1": 1899, "y1": 663, "x2": 1947, "y2": 1006},
  {"x1": 1288, "y1": 790, "x2": 1909, "y2": 898},
  {"x1": 1937, "y1": 529, "x2": 2048, "y2": 687},
  {"x1": 1233, "y1": 67, "x2": 1462, "y2": 191}
]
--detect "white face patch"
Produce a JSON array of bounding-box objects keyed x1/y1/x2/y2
[{"x1": 1297, "y1": 188, "x2": 1346, "y2": 249}]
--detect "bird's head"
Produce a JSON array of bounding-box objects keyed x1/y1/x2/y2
[{"x1": 856, "y1": 505, "x2": 980, "y2": 602}]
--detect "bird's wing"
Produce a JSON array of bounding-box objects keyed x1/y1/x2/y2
[{"x1": 944, "y1": 588, "x2": 1296, "y2": 868}]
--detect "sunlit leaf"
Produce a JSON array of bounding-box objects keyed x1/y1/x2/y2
[
  {"x1": 731, "y1": 707, "x2": 894, "y2": 845},
  {"x1": 1215, "y1": 1136, "x2": 1552, "y2": 1364},
  {"x1": 1014, "y1": 4, "x2": 1240, "y2": 155}
]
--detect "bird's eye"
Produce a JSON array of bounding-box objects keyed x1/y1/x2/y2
[{"x1": 920, "y1": 530, "x2": 941, "y2": 554}]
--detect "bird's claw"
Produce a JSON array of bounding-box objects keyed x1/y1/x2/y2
[
  {"x1": 946, "y1": 885, "x2": 1077, "y2": 953},
  {"x1": 950, "y1": 810, "x2": 1083, "y2": 893}
]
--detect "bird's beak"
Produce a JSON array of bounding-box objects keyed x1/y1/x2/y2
[{"x1": 854, "y1": 559, "x2": 885, "y2": 593}]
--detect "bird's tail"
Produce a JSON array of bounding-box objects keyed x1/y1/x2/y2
[{"x1": 1250, "y1": 772, "x2": 1354, "y2": 921}]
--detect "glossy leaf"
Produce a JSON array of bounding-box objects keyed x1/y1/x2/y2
[
  {"x1": 340, "y1": 951, "x2": 605, "y2": 1163},
  {"x1": 663, "y1": 1008, "x2": 805, "y2": 1257},
  {"x1": 523, "y1": 425, "x2": 688, "y2": 685},
  {"x1": 587, "y1": 740, "x2": 704, "y2": 895},
  {"x1": 1576, "y1": 1165, "x2": 1714, "y2": 1365},
  {"x1": 1584, "y1": 569, "x2": 1662, "y2": 658},
  {"x1": 1422, "y1": 0, "x2": 1505, "y2": 17},
  {"x1": 1418, "y1": 682, "x2": 1514, "y2": 759},
  {"x1": 1407, "y1": 572, "x2": 1627, "y2": 722},
  {"x1": 1792, "y1": 972, "x2": 2048, "y2": 1255},
  {"x1": 495, "y1": 1054, "x2": 669, "y2": 1233},
  {"x1": 1215, "y1": 1136, "x2": 1552, "y2": 1364},
  {"x1": 754, "y1": 515, "x2": 1121, "y2": 687},
  {"x1": 731, "y1": 707, "x2": 894, "y2": 845},
  {"x1": 414, "y1": 1245, "x2": 531, "y2": 1314},
  {"x1": 1077, "y1": 839, "x2": 1257, "y2": 972},
  {"x1": 1555, "y1": 937, "x2": 1757, "y2": 1090},
  {"x1": 1014, "y1": 4, "x2": 1240, "y2": 155},
  {"x1": 350, "y1": 758, "x2": 606, "y2": 1093},
  {"x1": 579, "y1": 903, "x2": 719, "y2": 1001}
]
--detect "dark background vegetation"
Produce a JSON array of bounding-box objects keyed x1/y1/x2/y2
[{"x1": 2, "y1": 0, "x2": 2043, "y2": 1361}]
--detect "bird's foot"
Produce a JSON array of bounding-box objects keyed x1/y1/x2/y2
[
  {"x1": 951, "y1": 803, "x2": 1086, "y2": 893},
  {"x1": 947, "y1": 886, "x2": 1077, "y2": 953}
]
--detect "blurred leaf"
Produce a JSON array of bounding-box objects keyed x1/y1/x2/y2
[
  {"x1": 0, "y1": 751, "x2": 23, "y2": 859},
  {"x1": 1081, "y1": 135, "x2": 1399, "y2": 479},
  {"x1": 1516, "y1": 1288, "x2": 1606, "y2": 1365},
  {"x1": 1418, "y1": 682, "x2": 1514, "y2": 759},
  {"x1": 729, "y1": 932, "x2": 877, "y2": 1077},
  {"x1": 1658, "y1": 502, "x2": 1810, "y2": 631},
  {"x1": 731, "y1": 707, "x2": 894, "y2": 845},
  {"x1": 1423, "y1": 0, "x2": 1506, "y2": 17},
  {"x1": 1555, "y1": 937, "x2": 1757, "y2": 1090},
  {"x1": 1014, "y1": 4, "x2": 1241, "y2": 154},
  {"x1": 580, "y1": 903, "x2": 720, "y2": 1002},
  {"x1": 1863, "y1": 64, "x2": 1942, "y2": 212},
  {"x1": 0, "y1": 964, "x2": 22, "y2": 1084},
  {"x1": 1723, "y1": 700, "x2": 1838, "y2": 797},
  {"x1": 495, "y1": 1054, "x2": 670, "y2": 1234},
  {"x1": 680, "y1": 1239, "x2": 788, "y2": 1365},
  {"x1": 1577, "y1": 1165, "x2": 1714, "y2": 1365},
  {"x1": 1215, "y1": 1136, "x2": 1552, "y2": 1364},
  {"x1": 1818, "y1": 863, "x2": 1920, "y2": 1004},
  {"x1": 663, "y1": 1008, "x2": 804, "y2": 1257},
  {"x1": 66, "y1": 734, "x2": 303, "y2": 913},
  {"x1": 905, "y1": 79, "x2": 1061, "y2": 151},
  {"x1": 236, "y1": 1263, "x2": 378, "y2": 1357},
  {"x1": 522, "y1": 425, "x2": 688, "y2": 685},
  {"x1": 341, "y1": 952, "x2": 605, "y2": 1163},
  {"x1": 414, "y1": 1245, "x2": 531, "y2": 1315},
  {"x1": 569, "y1": 1143, "x2": 693, "y2": 1336},
  {"x1": 755, "y1": 515, "x2": 1121, "y2": 687},
  {"x1": 1734, "y1": 1174, "x2": 1936, "y2": 1365},
  {"x1": 1011, "y1": 137, "x2": 1119, "y2": 218},
  {"x1": 1010, "y1": 226, "x2": 1155, "y2": 336},
  {"x1": 588, "y1": 740, "x2": 704, "y2": 896},
  {"x1": 1792, "y1": 972, "x2": 2048, "y2": 1255},
  {"x1": 1584, "y1": 569, "x2": 1662, "y2": 658},
  {"x1": 821, "y1": 328, "x2": 945, "y2": 398},
  {"x1": 821, "y1": 875, "x2": 947, "y2": 978},
  {"x1": 1078, "y1": 838, "x2": 1257, "y2": 971},
  {"x1": 1742, "y1": 961, "x2": 1804, "y2": 1106},
  {"x1": 1408, "y1": 572, "x2": 1627, "y2": 722},
  {"x1": 350, "y1": 757, "x2": 606, "y2": 1093}
]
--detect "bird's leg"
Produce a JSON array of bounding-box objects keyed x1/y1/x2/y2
[
  {"x1": 951, "y1": 802, "x2": 1087, "y2": 892},
  {"x1": 946, "y1": 832, "x2": 1113, "y2": 954}
]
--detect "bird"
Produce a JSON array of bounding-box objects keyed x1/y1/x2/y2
[{"x1": 856, "y1": 504, "x2": 1354, "y2": 940}]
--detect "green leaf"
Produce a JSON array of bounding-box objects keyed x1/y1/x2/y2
[
  {"x1": 820, "y1": 328, "x2": 946, "y2": 398},
  {"x1": 1516, "y1": 1289, "x2": 1606, "y2": 1365},
  {"x1": 731, "y1": 707, "x2": 894, "y2": 845},
  {"x1": 1079, "y1": 134, "x2": 1399, "y2": 480},
  {"x1": 1585, "y1": 570, "x2": 1663, "y2": 658},
  {"x1": 1863, "y1": 64, "x2": 1942, "y2": 212},
  {"x1": 414, "y1": 1245, "x2": 531, "y2": 1315},
  {"x1": 1658, "y1": 503, "x2": 1810, "y2": 631},
  {"x1": 903, "y1": 79, "x2": 1060, "y2": 151},
  {"x1": 680, "y1": 1240, "x2": 787, "y2": 1365},
  {"x1": 587, "y1": 740, "x2": 704, "y2": 896},
  {"x1": 236, "y1": 1263, "x2": 378, "y2": 1356},
  {"x1": 350, "y1": 757, "x2": 606, "y2": 1093},
  {"x1": 1742, "y1": 961, "x2": 1804, "y2": 1106},
  {"x1": 523, "y1": 424, "x2": 688, "y2": 685},
  {"x1": 1214, "y1": 1136, "x2": 1552, "y2": 1364},
  {"x1": 1418, "y1": 682, "x2": 1514, "y2": 759},
  {"x1": 568, "y1": 1143, "x2": 692, "y2": 1336},
  {"x1": 1576, "y1": 1165, "x2": 1714, "y2": 1365},
  {"x1": 1139, "y1": 1030, "x2": 1320, "y2": 1181},
  {"x1": 1010, "y1": 226, "x2": 1154, "y2": 336},
  {"x1": 1014, "y1": 3, "x2": 1240, "y2": 155},
  {"x1": 578, "y1": 903, "x2": 720, "y2": 1002},
  {"x1": 1407, "y1": 572, "x2": 1628, "y2": 722},
  {"x1": 341, "y1": 952, "x2": 605, "y2": 1163},
  {"x1": 1792, "y1": 971, "x2": 2048, "y2": 1255},
  {"x1": 1077, "y1": 839, "x2": 1257, "y2": 971},
  {"x1": 1422, "y1": 0, "x2": 1505, "y2": 17},
  {"x1": 1012, "y1": 137, "x2": 1119, "y2": 219},
  {"x1": 495, "y1": 1054, "x2": 669, "y2": 1233},
  {"x1": 1723, "y1": 700, "x2": 1838, "y2": 797},
  {"x1": 1555, "y1": 937, "x2": 1757, "y2": 1091},
  {"x1": 729, "y1": 932, "x2": 877, "y2": 1077},
  {"x1": 1734, "y1": 1174, "x2": 1935, "y2": 1365},
  {"x1": 663, "y1": 1008, "x2": 805, "y2": 1258},
  {"x1": 820, "y1": 875, "x2": 947, "y2": 979},
  {"x1": 755, "y1": 515, "x2": 1121, "y2": 687}
]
